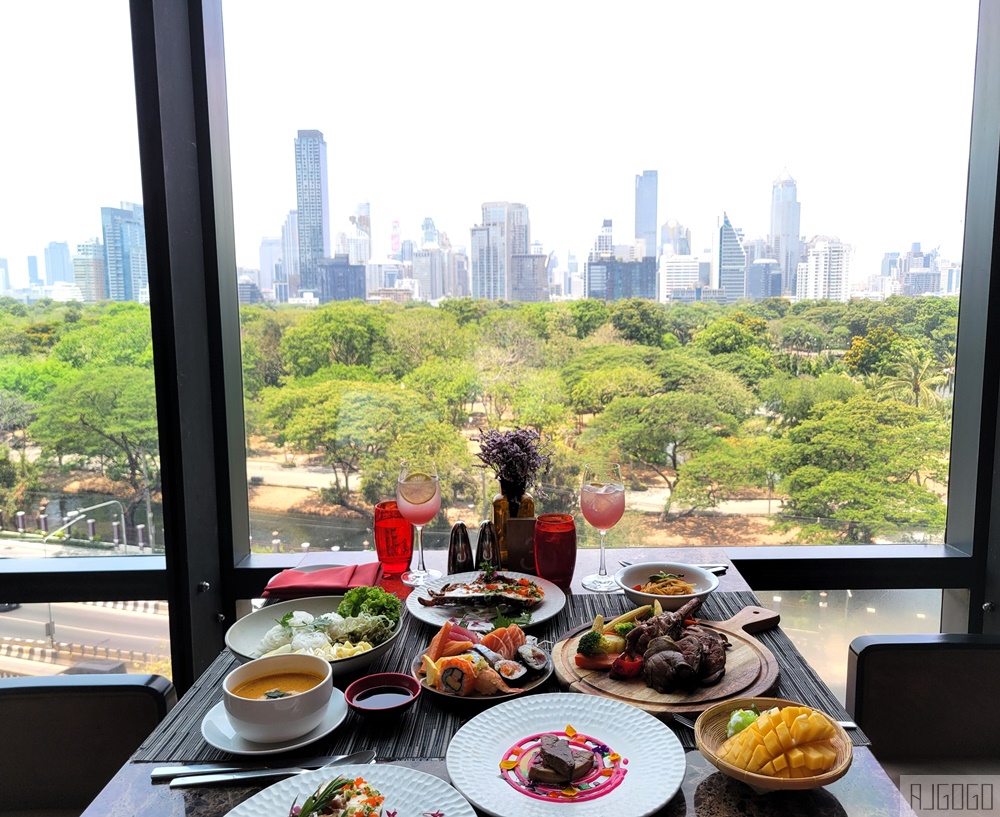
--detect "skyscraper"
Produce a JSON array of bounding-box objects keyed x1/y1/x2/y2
[
  {"x1": 590, "y1": 219, "x2": 613, "y2": 260},
  {"x1": 27, "y1": 255, "x2": 41, "y2": 287},
  {"x1": 796, "y1": 237, "x2": 851, "y2": 302},
  {"x1": 769, "y1": 171, "x2": 801, "y2": 294},
  {"x1": 258, "y1": 237, "x2": 283, "y2": 296},
  {"x1": 294, "y1": 130, "x2": 330, "y2": 293},
  {"x1": 510, "y1": 253, "x2": 549, "y2": 302},
  {"x1": 44, "y1": 241, "x2": 73, "y2": 285},
  {"x1": 280, "y1": 210, "x2": 298, "y2": 301},
  {"x1": 101, "y1": 202, "x2": 147, "y2": 302},
  {"x1": 635, "y1": 170, "x2": 658, "y2": 259},
  {"x1": 717, "y1": 213, "x2": 747, "y2": 303},
  {"x1": 421, "y1": 217, "x2": 438, "y2": 246},
  {"x1": 660, "y1": 219, "x2": 691, "y2": 256},
  {"x1": 72, "y1": 238, "x2": 107, "y2": 303},
  {"x1": 469, "y1": 202, "x2": 530, "y2": 300}
]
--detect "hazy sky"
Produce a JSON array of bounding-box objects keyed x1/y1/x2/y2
[{"x1": 0, "y1": 1, "x2": 980, "y2": 288}]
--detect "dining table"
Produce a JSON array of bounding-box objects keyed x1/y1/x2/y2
[{"x1": 81, "y1": 546, "x2": 915, "y2": 817}]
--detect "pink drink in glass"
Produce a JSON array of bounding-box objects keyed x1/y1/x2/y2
[
  {"x1": 395, "y1": 476, "x2": 441, "y2": 526},
  {"x1": 580, "y1": 482, "x2": 625, "y2": 531}
]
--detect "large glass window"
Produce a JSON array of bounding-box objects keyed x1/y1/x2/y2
[
  {"x1": 0, "y1": 2, "x2": 168, "y2": 676},
  {"x1": 223, "y1": 2, "x2": 976, "y2": 557}
]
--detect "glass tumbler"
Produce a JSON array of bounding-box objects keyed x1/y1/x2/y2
[
  {"x1": 533, "y1": 513, "x2": 576, "y2": 591},
  {"x1": 373, "y1": 500, "x2": 414, "y2": 576}
]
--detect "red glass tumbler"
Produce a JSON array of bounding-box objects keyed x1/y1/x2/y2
[
  {"x1": 374, "y1": 500, "x2": 414, "y2": 576},
  {"x1": 533, "y1": 513, "x2": 576, "y2": 591}
]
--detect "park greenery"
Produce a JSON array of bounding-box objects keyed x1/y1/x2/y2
[{"x1": 0, "y1": 292, "x2": 957, "y2": 545}]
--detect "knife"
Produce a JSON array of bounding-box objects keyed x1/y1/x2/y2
[{"x1": 158, "y1": 749, "x2": 375, "y2": 787}]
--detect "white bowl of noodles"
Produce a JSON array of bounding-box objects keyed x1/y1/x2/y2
[
  {"x1": 225, "y1": 595, "x2": 402, "y2": 677},
  {"x1": 614, "y1": 562, "x2": 719, "y2": 611}
]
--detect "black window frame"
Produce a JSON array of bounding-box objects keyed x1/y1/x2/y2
[{"x1": 0, "y1": 0, "x2": 997, "y2": 692}]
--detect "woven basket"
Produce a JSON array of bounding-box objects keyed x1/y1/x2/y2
[{"x1": 694, "y1": 696, "x2": 853, "y2": 792}]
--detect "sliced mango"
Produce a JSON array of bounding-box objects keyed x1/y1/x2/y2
[{"x1": 716, "y1": 705, "x2": 838, "y2": 779}]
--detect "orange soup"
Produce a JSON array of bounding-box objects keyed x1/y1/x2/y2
[{"x1": 232, "y1": 672, "x2": 324, "y2": 700}]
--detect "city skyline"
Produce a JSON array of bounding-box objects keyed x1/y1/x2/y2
[{"x1": 0, "y1": 2, "x2": 979, "y2": 290}]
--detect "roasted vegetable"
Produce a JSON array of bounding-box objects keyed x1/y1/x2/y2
[
  {"x1": 605, "y1": 605, "x2": 652, "y2": 630},
  {"x1": 610, "y1": 652, "x2": 643, "y2": 678},
  {"x1": 715, "y1": 705, "x2": 838, "y2": 778},
  {"x1": 613, "y1": 621, "x2": 637, "y2": 637},
  {"x1": 576, "y1": 630, "x2": 627, "y2": 657}
]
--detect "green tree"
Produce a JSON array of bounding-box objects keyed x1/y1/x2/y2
[
  {"x1": 586, "y1": 392, "x2": 738, "y2": 510},
  {"x1": 759, "y1": 372, "x2": 860, "y2": 428},
  {"x1": 52, "y1": 303, "x2": 153, "y2": 369},
  {"x1": 240, "y1": 306, "x2": 286, "y2": 399},
  {"x1": 842, "y1": 326, "x2": 902, "y2": 376},
  {"x1": 693, "y1": 311, "x2": 770, "y2": 355},
  {"x1": 403, "y1": 358, "x2": 479, "y2": 425},
  {"x1": 567, "y1": 299, "x2": 610, "y2": 338},
  {"x1": 673, "y1": 435, "x2": 787, "y2": 511},
  {"x1": 570, "y1": 365, "x2": 661, "y2": 417},
  {"x1": 30, "y1": 366, "x2": 160, "y2": 533},
  {"x1": 609, "y1": 299, "x2": 668, "y2": 347},
  {"x1": 377, "y1": 307, "x2": 469, "y2": 378},
  {"x1": 878, "y1": 346, "x2": 947, "y2": 408},
  {"x1": 280, "y1": 302, "x2": 388, "y2": 377}
]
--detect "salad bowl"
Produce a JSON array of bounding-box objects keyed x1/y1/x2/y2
[{"x1": 225, "y1": 595, "x2": 402, "y2": 677}]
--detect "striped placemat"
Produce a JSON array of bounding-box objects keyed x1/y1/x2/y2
[{"x1": 133, "y1": 590, "x2": 868, "y2": 762}]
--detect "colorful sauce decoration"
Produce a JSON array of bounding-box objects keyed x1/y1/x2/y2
[{"x1": 499, "y1": 724, "x2": 628, "y2": 802}]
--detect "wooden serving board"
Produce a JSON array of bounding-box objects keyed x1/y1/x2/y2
[{"x1": 552, "y1": 606, "x2": 781, "y2": 719}]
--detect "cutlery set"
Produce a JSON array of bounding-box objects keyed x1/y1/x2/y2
[{"x1": 152, "y1": 749, "x2": 376, "y2": 787}]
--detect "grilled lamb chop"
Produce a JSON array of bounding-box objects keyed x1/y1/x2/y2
[
  {"x1": 685, "y1": 625, "x2": 729, "y2": 684},
  {"x1": 643, "y1": 647, "x2": 696, "y2": 693},
  {"x1": 625, "y1": 597, "x2": 704, "y2": 655}
]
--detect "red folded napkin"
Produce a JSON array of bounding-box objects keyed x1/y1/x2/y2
[{"x1": 261, "y1": 562, "x2": 384, "y2": 599}]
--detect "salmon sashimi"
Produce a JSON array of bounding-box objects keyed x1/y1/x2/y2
[
  {"x1": 479, "y1": 629, "x2": 506, "y2": 656},
  {"x1": 474, "y1": 666, "x2": 523, "y2": 695},
  {"x1": 436, "y1": 656, "x2": 479, "y2": 696}
]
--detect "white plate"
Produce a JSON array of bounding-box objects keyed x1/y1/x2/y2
[
  {"x1": 405, "y1": 571, "x2": 566, "y2": 630},
  {"x1": 201, "y1": 689, "x2": 348, "y2": 756},
  {"x1": 223, "y1": 763, "x2": 476, "y2": 817},
  {"x1": 447, "y1": 692, "x2": 686, "y2": 817},
  {"x1": 225, "y1": 595, "x2": 402, "y2": 675}
]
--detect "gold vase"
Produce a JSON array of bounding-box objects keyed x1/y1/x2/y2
[{"x1": 492, "y1": 483, "x2": 535, "y2": 568}]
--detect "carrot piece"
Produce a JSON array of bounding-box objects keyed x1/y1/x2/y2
[
  {"x1": 441, "y1": 639, "x2": 475, "y2": 657},
  {"x1": 425, "y1": 620, "x2": 453, "y2": 663}
]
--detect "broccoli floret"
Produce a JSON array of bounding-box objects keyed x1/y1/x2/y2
[
  {"x1": 576, "y1": 630, "x2": 604, "y2": 657},
  {"x1": 337, "y1": 586, "x2": 402, "y2": 626},
  {"x1": 614, "y1": 621, "x2": 636, "y2": 637},
  {"x1": 576, "y1": 630, "x2": 627, "y2": 657}
]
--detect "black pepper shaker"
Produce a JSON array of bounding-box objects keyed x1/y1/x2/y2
[
  {"x1": 448, "y1": 521, "x2": 474, "y2": 574},
  {"x1": 475, "y1": 520, "x2": 502, "y2": 571}
]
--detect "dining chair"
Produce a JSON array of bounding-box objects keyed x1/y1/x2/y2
[
  {"x1": 0, "y1": 673, "x2": 176, "y2": 817},
  {"x1": 846, "y1": 633, "x2": 1000, "y2": 783}
]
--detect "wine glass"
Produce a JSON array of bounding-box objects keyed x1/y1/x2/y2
[
  {"x1": 396, "y1": 460, "x2": 443, "y2": 587},
  {"x1": 580, "y1": 462, "x2": 625, "y2": 592}
]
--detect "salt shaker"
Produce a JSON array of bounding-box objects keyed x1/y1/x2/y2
[
  {"x1": 448, "y1": 521, "x2": 474, "y2": 574},
  {"x1": 475, "y1": 520, "x2": 501, "y2": 571}
]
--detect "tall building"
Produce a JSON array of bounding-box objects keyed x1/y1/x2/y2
[
  {"x1": 469, "y1": 202, "x2": 530, "y2": 300},
  {"x1": 634, "y1": 170, "x2": 657, "y2": 258},
  {"x1": 717, "y1": 213, "x2": 747, "y2": 303},
  {"x1": 258, "y1": 237, "x2": 282, "y2": 296},
  {"x1": 27, "y1": 255, "x2": 41, "y2": 287},
  {"x1": 348, "y1": 202, "x2": 372, "y2": 265},
  {"x1": 421, "y1": 217, "x2": 438, "y2": 246},
  {"x1": 510, "y1": 254, "x2": 549, "y2": 302},
  {"x1": 590, "y1": 219, "x2": 613, "y2": 260},
  {"x1": 0, "y1": 258, "x2": 8, "y2": 293},
  {"x1": 101, "y1": 202, "x2": 147, "y2": 302},
  {"x1": 72, "y1": 238, "x2": 107, "y2": 303},
  {"x1": 796, "y1": 236, "x2": 851, "y2": 302},
  {"x1": 390, "y1": 221, "x2": 402, "y2": 258},
  {"x1": 584, "y1": 256, "x2": 656, "y2": 301},
  {"x1": 746, "y1": 259, "x2": 783, "y2": 300},
  {"x1": 769, "y1": 170, "x2": 802, "y2": 294},
  {"x1": 315, "y1": 254, "x2": 365, "y2": 302},
  {"x1": 445, "y1": 247, "x2": 470, "y2": 298},
  {"x1": 660, "y1": 219, "x2": 691, "y2": 256},
  {"x1": 658, "y1": 255, "x2": 700, "y2": 302},
  {"x1": 279, "y1": 210, "x2": 298, "y2": 301},
  {"x1": 294, "y1": 130, "x2": 330, "y2": 293},
  {"x1": 44, "y1": 241, "x2": 73, "y2": 285},
  {"x1": 412, "y1": 245, "x2": 445, "y2": 301}
]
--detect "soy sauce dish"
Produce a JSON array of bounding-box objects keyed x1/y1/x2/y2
[{"x1": 345, "y1": 672, "x2": 421, "y2": 715}]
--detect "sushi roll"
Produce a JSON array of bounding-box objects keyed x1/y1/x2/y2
[
  {"x1": 472, "y1": 643, "x2": 505, "y2": 666},
  {"x1": 518, "y1": 643, "x2": 549, "y2": 672},
  {"x1": 493, "y1": 658, "x2": 529, "y2": 685},
  {"x1": 436, "y1": 656, "x2": 478, "y2": 696}
]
